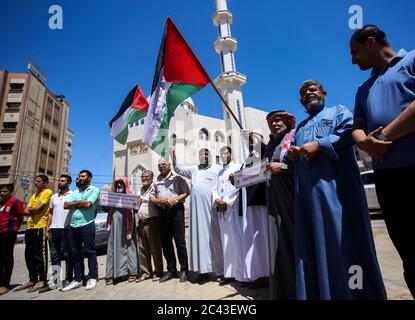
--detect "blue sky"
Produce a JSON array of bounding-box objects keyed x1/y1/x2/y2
[{"x1": 1, "y1": 0, "x2": 414, "y2": 187}]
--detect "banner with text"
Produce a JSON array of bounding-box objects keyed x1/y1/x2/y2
[{"x1": 99, "y1": 191, "x2": 140, "y2": 209}]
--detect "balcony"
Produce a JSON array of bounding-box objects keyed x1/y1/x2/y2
[
  {"x1": 3, "y1": 112, "x2": 20, "y2": 122},
  {"x1": 0, "y1": 132, "x2": 17, "y2": 143},
  {"x1": 214, "y1": 36, "x2": 237, "y2": 54},
  {"x1": 7, "y1": 93, "x2": 23, "y2": 103},
  {"x1": 212, "y1": 10, "x2": 233, "y2": 26},
  {"x1": 0, "y1": 154, "x2": 13, "y2": 166},
  {"x1": 213, "y1": 71, "x2": 247, "y2": 89}
]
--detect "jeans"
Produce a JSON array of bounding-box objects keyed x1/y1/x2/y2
[{"x1": 68, "y1": 222, "x2": 97, "y2": 282}]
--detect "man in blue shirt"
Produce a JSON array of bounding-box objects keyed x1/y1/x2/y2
[
  {"x1": 62, "y1": 170, "x2": 100, "y2": 292},
  {"x1": 350, "y1": 25, "x2": 415, "y2": 298}
]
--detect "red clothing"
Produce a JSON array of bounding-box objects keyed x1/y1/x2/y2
[{"x1": 0, "y1": 197, "x2": 24, "y2": 234}]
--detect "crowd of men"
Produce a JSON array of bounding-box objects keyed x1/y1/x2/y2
[{"x1": 0, "y1": 25, "x2": 414, "y2": 299}]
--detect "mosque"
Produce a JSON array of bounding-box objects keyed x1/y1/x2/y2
[{"x1": 112, "y1": 0, "x2": 270, "y2": 194}]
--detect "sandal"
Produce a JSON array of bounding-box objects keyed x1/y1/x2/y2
[
  {"x1": 14, "y1": 281, "x2": 34, "y2": 292},
  {"x1": 128, "y1": 275, "x2": 137, "y2": 283},
  {"x1": 105, "y1": 278, "x2": 113, "y2": 286},
  {"x1": 135, "y1": 275, "x2": 148, "y2": 283}
]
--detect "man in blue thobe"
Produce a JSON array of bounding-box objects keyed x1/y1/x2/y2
[{"x1": 289, "y1": 80, "x2": 387, "y2": 300}]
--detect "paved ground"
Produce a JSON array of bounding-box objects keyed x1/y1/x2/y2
[{"x1": 0, "y1": 218, "x2": 412, "y2": 300}]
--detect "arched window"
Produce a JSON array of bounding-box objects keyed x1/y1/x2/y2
[
  {"x1": 214, "y1": 131, "x2": 225, "y2": 143},
  {"x1": 172, "y1": 134, "x2": 177, "y2": 146},
  {"x1": 199, "y1": 128, "x2": 209, "y2": 141}
]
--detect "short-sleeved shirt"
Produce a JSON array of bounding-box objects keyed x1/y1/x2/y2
[
  {"x1": 0, "y1": 197, "x2": 24, "y2": 234},
  {"x1": 154, "y1": 171, "x2": 190, "y2": 201},
  {"x1": 138, "y1": 184, "x2": 158, "y2": 220},
  {"x1": 26, "y1": 189, "x2": 53, "y2": 229},
  {"x1": 354, "y1": 49, "x2": 415, "y2": 170},
  {"x1": 66, "y1": 185, "x2": 100, "y2": 228},
  {"x1": 49, "y1": 191, "x2": 73, "y2": 229}
]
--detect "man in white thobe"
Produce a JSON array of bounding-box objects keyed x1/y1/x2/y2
[
  {"x1": 172, "y1": 148, "x2": 223, "y2": 283},
  {"x1": 233, "y1": 133, "x2": 270, "y2": 288},
  {"x1": 212, "y1": 146, "x2": 243, "y2": 284}
]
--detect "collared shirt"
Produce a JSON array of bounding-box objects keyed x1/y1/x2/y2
[
  {"x1": 154, "y1": 171, "x2": 190, "y2": 201},
  {"x1": 66, "y1": 185, "x2": 100, "y2": 228},
  {"x1": 354, "y1": 48, "x2": 415, "y2": 170},
  {"x1": 49, "y1": 190, "x2": 73, "y2": 229},
  {"x1": 138, "y1": 184, "x2": 158, "y2": 220},
  {"x1": 0, "y1": 197, "x2": 23, "y2": 234},
  {"x1": 26, "y1": 189, "x2": 53, "y2": 229}
]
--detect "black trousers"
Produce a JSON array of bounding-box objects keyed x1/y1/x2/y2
[
  {"x1": 374, "y1": 165, "x2": 415, "y2": 298},
  {"x1": 0, "y1": 231, "x2": 17, "y2": 287},
  {"x1": 158, "y1": 203, "x2": 188, "y2": 273},
  {"x1": 48, "y1": 228, "x2": 74, "y2": 282},
  {"x1": 25, "y1": 228, "x2": 48, "y2": 282}
]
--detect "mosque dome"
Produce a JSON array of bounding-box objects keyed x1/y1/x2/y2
[{"x1": 180, "y1": 97, "x2": 198, "y2": 113}]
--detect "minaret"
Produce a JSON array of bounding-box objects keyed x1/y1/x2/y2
[{"x1": 213, "y1": 0, "x2": 247, "y2": 163}]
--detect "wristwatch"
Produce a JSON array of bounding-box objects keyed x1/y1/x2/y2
[{"x1": 378, "y1": 132, "x2": 390, "y2": 141}]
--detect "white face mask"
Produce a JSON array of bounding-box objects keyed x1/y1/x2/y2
[{"x1": 116, "y1": 185, "x2": 125, "y2": 193}]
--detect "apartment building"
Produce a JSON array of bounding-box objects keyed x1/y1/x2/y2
[{"x1": 0, "y1": 64, "x2": 73, "y2": 204}]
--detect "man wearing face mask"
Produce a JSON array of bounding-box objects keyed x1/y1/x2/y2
[
  {"x1": 172, "y1": 148, "x2": 222, "y2": 284},
  {"x1": 288, "y1": 80, "x2": 386, "y2": 300}
]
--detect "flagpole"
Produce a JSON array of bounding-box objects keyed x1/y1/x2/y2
[
  {"x1": 209, "y1": 80, "x2": 244, "y2": 130},
  {"x1": 167, "y1": 17, "x2": 244, "y2": 130}
]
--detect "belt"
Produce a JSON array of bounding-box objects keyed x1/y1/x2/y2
[{"x1": 139, "y1": 216, "x2": 157, "y2": 223}]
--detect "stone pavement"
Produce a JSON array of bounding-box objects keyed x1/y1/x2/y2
[{"x1": 0, "y1": 219, "x2": 412, "y2": 300}]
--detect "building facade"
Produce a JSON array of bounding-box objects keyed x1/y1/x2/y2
[
  {"x1": 113, "y1": 98, "x2": 269, "y2": 194},
  {"x1": 0, "y1": 64, "x2": 73, "y2": 203}
]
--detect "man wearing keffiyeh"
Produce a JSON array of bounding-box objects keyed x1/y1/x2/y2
[{"x1": 265, "y1": 109, "x2": 296, "y2": 300}]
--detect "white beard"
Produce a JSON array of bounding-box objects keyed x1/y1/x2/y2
[{"x1": 305, "y1": 98, "x2": 324, "y2": 113}]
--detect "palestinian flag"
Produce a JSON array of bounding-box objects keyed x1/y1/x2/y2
[
  {"x1": 109, "y1": 84, "x2": 149, "y2": 144},
  {"x1": 143, "y1": 17, "x2": 210, "y2": 158}
]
